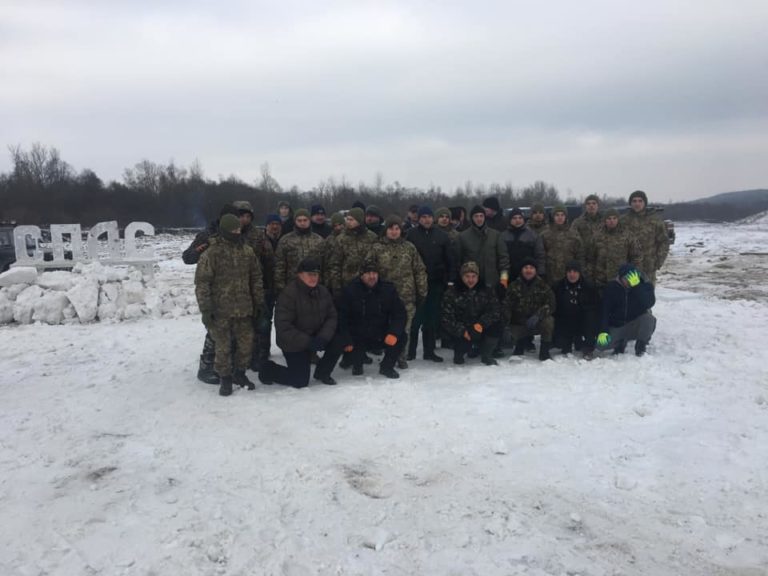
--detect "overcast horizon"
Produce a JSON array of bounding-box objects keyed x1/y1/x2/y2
[{"x1": 2, "y1": 0, "x2": 767, "y2": 202}]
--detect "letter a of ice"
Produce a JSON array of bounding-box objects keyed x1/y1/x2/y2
[
  {"x1": 49, "y1": 224, "x2": 84, "y2": 262},
  {"x1": 87, "y1": 221, "x2": 121, "y2": 260},
  {"x1": 13, "y1": 226, "x2": 43, "y2": 264},
  {"x1": 124, "y1": 222, "x2": 155, "y2": 259}
]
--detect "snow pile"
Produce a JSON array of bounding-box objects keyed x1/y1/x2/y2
[{"x1": 0, "y1": 260, "x2": 198, "y2": 326}]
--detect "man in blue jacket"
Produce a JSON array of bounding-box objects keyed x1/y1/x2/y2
[{"x1": 596, "y1": 263, "x2": 657, "y2": 356}]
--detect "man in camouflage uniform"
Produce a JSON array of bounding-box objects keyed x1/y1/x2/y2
[
  {"x1": 365, "y1": 205, "x2": 386, "y2": 237},
  {"x1": 594, "y1": 208, "x2": 640, "y2": 290},
  {"x1": 571, "y1": 194, "x2": 603, "y2": 281},
  {"x1": 195, "y1": 214, "x2": 265, "y2": 396},
  {"x1": 329, "y1": 207, "x2": 378, "y2": 298},
  {"x1": 319, "y1": 212, "x2": 345, "y2": 288},
  {"x1": 441, "y1": 261, "x2": 502, "y2": 366},
  {"x1": 182, "y1": 204, "x2": 238, "y2": 384},
  {"x1": 527, "y1": 204, "x2": 549, "y2": 235},
  {"x1": 435, "y1": 207, "x2": 459, "y2": 241},
  {"x1": 541, "y1": 205, "x2": 584, "y2": 286},
  {"x1": 234, "y1": 200, "x2": 275, "y2": 369},
  {"x1": 364, "y1": 214, "x2": 428, "y2": 368},
  {"x1": 504, "y1": 258, "x2": 556, "y2": 361},
  {"x1": 274, "y1": 208, "x2": 324, "y2": 295},
  {"x1": 620, "y1": 190, "x2": 669, "y2": 285}
]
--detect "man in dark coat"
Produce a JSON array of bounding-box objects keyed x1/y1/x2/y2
[
  {"x1": 406, "y1": 206, "x2": 455, "y2": 362},
  {"x1": 402, "y1": 204, "x2": 420, "y2": 233},
  {"x1": 310, "y1": 204, "x2": 332, "y2": 238},
  {"x1": 441, "y1": 261, "x2": 503, "y2": 366},
  {"x1": 553, "y1": 261, "x2": 599, "y2": 359},
  {"x1": 259, "y1": 258, "x2": 338, "y2": 388},
  {"x1": 365, "y1": 205, "x2": 386, "y2": 236},
  {"x1": 482, "y1": 196, "x2": 507, "y2": 232},
  {"x1": 182, "y1": 203, "x2": 239, "y2": 385},
  {"x1": 322, "y1": 261, "x2": 407, "y2": 379},
  {"x1": 596, "y1": 263, "x2": 656, "y2": 356},
  {"x1": 501, "y1": 208, "x2": 546, "y2": 281}
]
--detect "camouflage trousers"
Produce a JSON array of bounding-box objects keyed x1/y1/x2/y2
[
  {"x1": 509, "y1": 315, "x2": 555, "y2": 344},
  {"x1": 209, "y1": 316, "x2": 254, "y2": 378}
]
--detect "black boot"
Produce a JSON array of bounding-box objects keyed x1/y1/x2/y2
[
  {"x1": 612, "y1": 341, "x2": 626, "y2": 355},
  {"x1": 512, "y1": 340, "x2": 525, "y2": 356},
  {"x1": 258, "y1": 362, "x2": 274, "y2": 385},
  {"x1": 379, "y1": 365, "x2": 399, "y2": 379},
  {"x1": 422, "y1": 330, "x2": 443, "y2": 362},
  {"x1": 352, "y1": 365, "x2": 364, "y2": 376},
  {"x1": 635, "y1": 340, "x2": 648, "y2": 357},
  {"x1": 197, "y1": 357, "x2": 220, "y2": 385},
  {"x1": 480, "y1": 337, "x2": 500, "y2": 365},
  {"x1": 313, "y1": 373, "x2": 337, "y2": 385},
  {"x1": 453, "y1": 349, "x2": 465, "y2": 365},
  {"x1": 539, "y1": 342, "x2": 552, "y2": 361},
  {"x1": 233, "y1": 370, "x2": 255, "y2": 390},
  {"x1": 525, "y1": 335, "x2": 536, "y2": 351},
  {"x1": 219, "y1": 376, "x2": 233, "y2": 396}
]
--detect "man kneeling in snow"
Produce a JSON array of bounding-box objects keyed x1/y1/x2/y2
[
  {"x1": 440, "y1": 261, "x2": 503, "y2": 366},
  {"x1": 195, "y1": 214, "x2": 264, "y2": 396},
  {"x1": 596, "y1": 263, "x2": 656, "y2": 357},
  {"x1": 259, "y1": 257, "x2": 338, "y2": 388}
]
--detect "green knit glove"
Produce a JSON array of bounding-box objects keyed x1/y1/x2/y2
[
  {"x1": 597, "y1": 332, "x2": 611, "y2": 347},
  {"x1": 624, "y1": 270, "x2": 641, "y2": 287}
]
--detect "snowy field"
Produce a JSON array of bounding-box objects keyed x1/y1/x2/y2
[{"x1": 1, "y1": 218, "x2": 767, "y2": 576}]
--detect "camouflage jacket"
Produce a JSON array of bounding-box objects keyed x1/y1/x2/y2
[
  {"x1": 328, "y1": 226, "x2": 379, "y2": 295},
  {"x1": 437, "y1": 223, "x2": 459, "y2": 242},
  {"x1": 441, "y1": 283, "x2": 501, "y2": 338},
  {"x1": 594, "y1": 224, "x2": 641, "y2": 287},
  {"x1": 364, "y1": 237, "x2": 428, "y2": 306},
  {"x1": 195, "y1": 236, "x2": 265, "y2": 319},
  {"x1": 318, "y1": 230, "x2": 342, "y2": 288},
  {"x1": 571, "y1": 212, "x2": 603, "y2": 280},
  {"x1": 274, "y1": 228, "x2": 324, "y2": 294},
  {"x1": 620, "y1": 209, "x2": 669, "y2": 276},
  {"x1": 503, "y1": 275, "x2": 556, "y2": 326},
  {"x1": 541, "y1": 224, "x2": 584, "y2": 285},
  {"x1": 528, "y1": 220, "x2": 549, "y2": 236},
  {"x1": 243, "y1": 225, "x2": 276, "y2": 292}
]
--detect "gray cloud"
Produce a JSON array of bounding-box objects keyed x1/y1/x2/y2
[{"x1": 1, "y1": 0, "x2": 766, "y2": 200}]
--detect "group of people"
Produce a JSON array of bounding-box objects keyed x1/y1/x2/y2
[{"x1": 186, "y1": 190, "x2": 668, "y2": 396}]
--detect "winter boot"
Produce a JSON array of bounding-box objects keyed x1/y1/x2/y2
[
  {"x1": 352, "y1": 365, "x2": 364, "y2": 376},
  {"x1": 512, "y1": 340, "x2": 525, "y2": 356},
  {"x1": 258, "y1": 362, "x2": 274, "y2": 385},
  {"x1": 539, "y1": 342, "x2": 552, "y2": 361},
  {"x1": 379, "y1": 366, "x2": 400, "y2": 379},
  {"x1": 525, "y1": 335, "x2": 536, "y2": 352},
  {"x1": 397, "y1": 359, "x2": 409, "y2": 369},
  {"x1": 635, "y1": 340, "x2": 648, "y2": 357},
  {"x1": 453, "y1": 349, "x2": 465, "y2": 365},
  {"x1": 422, "y1": 330, "x2": 444, "y2": 362},
  {"x1": 480, "y1": 337, "x2": 500, "y2": 365},
  {"x1": 612, "y1": 341, "x2": 626, "y2": 355},
  {"x1": 219, "y1": 376, "x2": 233, "y2": 397},
  {"x1": 197, "y1": 357, "x2": 220, "y2": 385},
  {"x1": 233, "y1": 370, "x2": 255, "y2": 390},
  {"x1": 314, "y1": 373, "x2": 337, "y2": 385}
]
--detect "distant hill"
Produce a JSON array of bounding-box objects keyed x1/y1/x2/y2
[
  {"x1": 665, "y1": 189, "x2": 768, "y2": 222},
  {"x1": 689, "y1": 189, "x2": 768, "y2": 205}
]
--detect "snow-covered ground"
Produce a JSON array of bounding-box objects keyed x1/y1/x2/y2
[{"x1": 1, "y1": 220, "x2": 767, "y2": 576}]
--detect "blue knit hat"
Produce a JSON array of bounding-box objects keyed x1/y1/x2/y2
[
  {"x1": 265, "y1": 213, "x2": 281, "y2": 225},
  {"x1": 418, "y1": 206, "x2": 434, "y2": 217}
]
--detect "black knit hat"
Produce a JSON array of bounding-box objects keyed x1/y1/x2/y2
[
  {"x1": 565, "y1": 260, "x2": 582, "y2": 273},
  {"x1": 470, "y1": 205, "x2": 485, "y2": 217},
  {"x1": 520, "y1": 257, "x2": 537, "y2": 271},
  {"x1": 482, "y1": 197, "x2": 501, "y2": 212},
  {"x1": 297, "y1": 257, "x2": 321, "y2": 273},
  {"x1": 508, "y1": 208, "x2": 524, "y2": 220}
]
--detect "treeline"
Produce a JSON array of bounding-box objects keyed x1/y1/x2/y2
[
  {"x1": 663, "y1": 201, "x2": 768, "y2": 222},
  {"x1": 0, "y1": 144, "x2": 627, "y2": 228}
]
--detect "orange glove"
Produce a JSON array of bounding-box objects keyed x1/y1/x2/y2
[
  {"x1": 500, "y1": 278, "x2": 508, "y2": 289},
  {"x1": 473, "y1": 323, "x2": 483, "y2": 333},
  {"x1": 384, "y1": 334, "x2": 398, "y2": 347},
  {"x1": 343, "y1": 345, "x2": 354, "y2": 353},
  {"x1": 463, "y1": 330, "x2": 472, "y2": 341}
]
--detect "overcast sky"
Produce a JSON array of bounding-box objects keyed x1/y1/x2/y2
[{"x1": 1, "y1": 0, "x2": 766, "y2": 201}]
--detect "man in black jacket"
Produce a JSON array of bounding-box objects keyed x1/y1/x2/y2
[
  {"x1": 553, "y1": 261, "x2": 599, "y2": 359},
  {"x1": 482, "y1": 196, "x2": 507, "y2": 232},
  {"x1": 406, "y1": 206, "x2": 455, "y2": 362},
  {"x1": 596, "y1": 263, "x2": 657, "y2": 356},
  {"x1": 259, "y1": 258, "x2": 338, "y2": 388},
  {"x1": 501, "y1": 208, "x2": 546, "y2": 281},
  {"x1": 322, "y1": 262, "x2": 407, "y2": 379}
]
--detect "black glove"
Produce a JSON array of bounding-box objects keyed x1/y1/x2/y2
[{"x1": 309, "y1": 336, "x2": 327, "y2": 352}]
